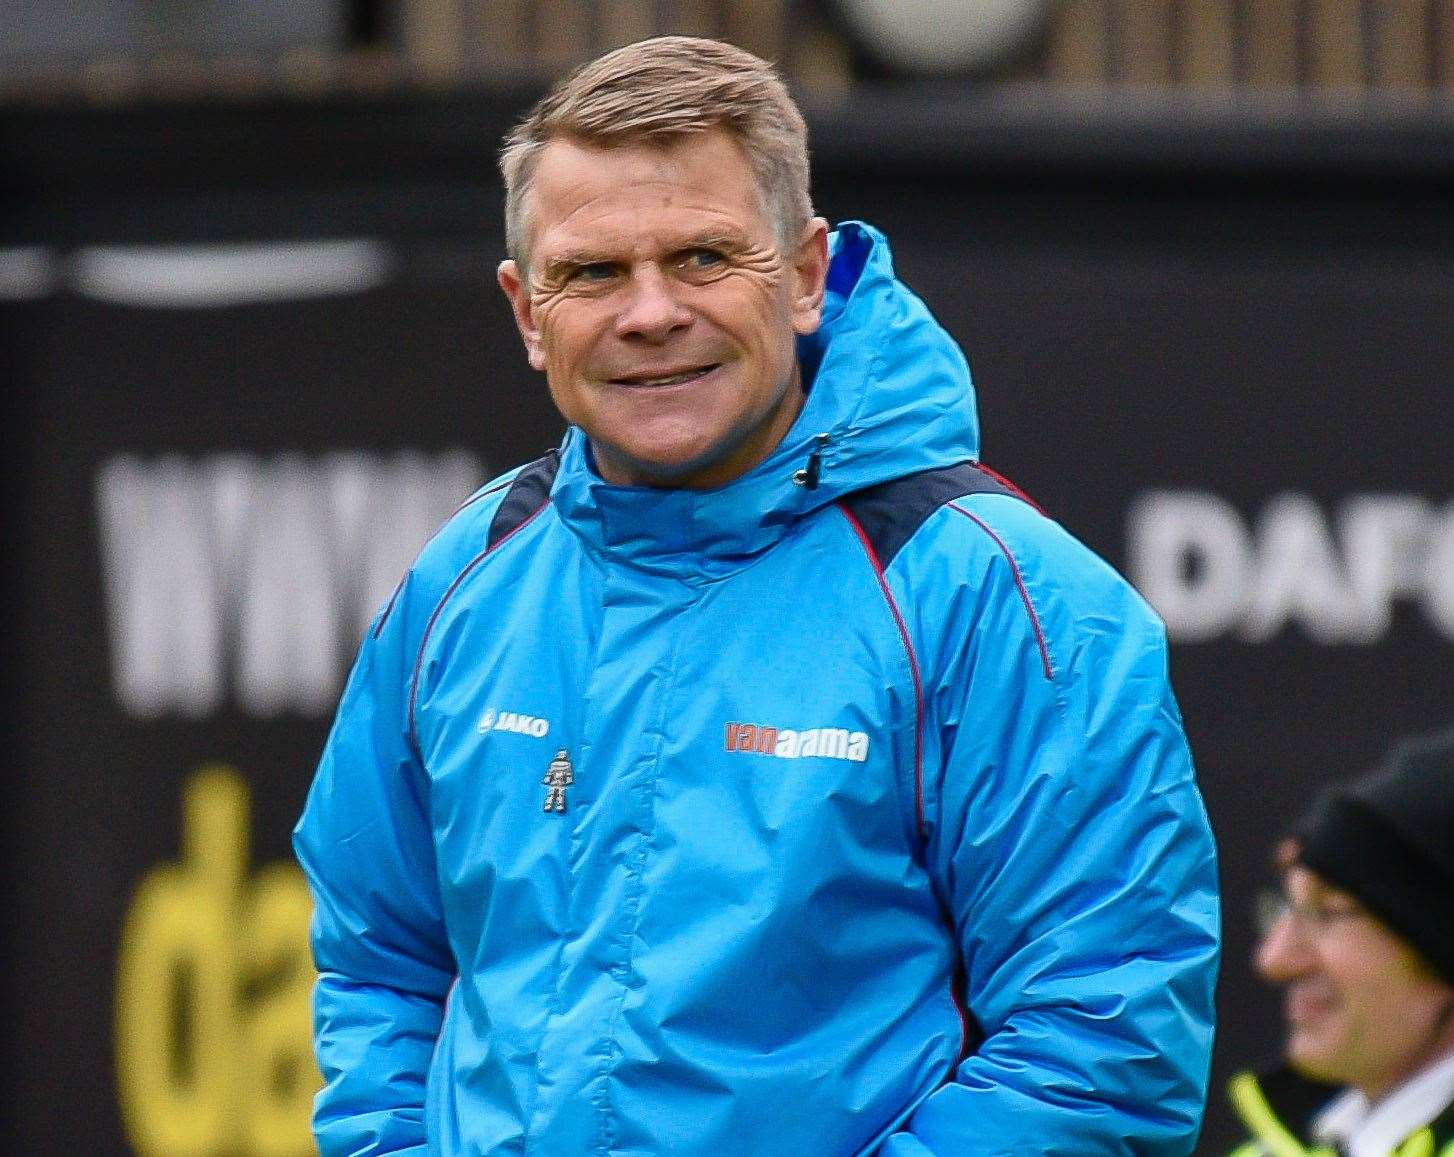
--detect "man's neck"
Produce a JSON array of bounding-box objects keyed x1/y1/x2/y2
[{"x1": 1366, "y1": 1006, "x2": 1454, "y2": 1105}]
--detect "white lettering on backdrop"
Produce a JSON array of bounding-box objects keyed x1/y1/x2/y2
[
  {"x1": 1128, "y1": 491, "x2": 1454, "y2": 644},
  {"x1": 96, "y1": 450, "x2": 482, "y2": 718}
]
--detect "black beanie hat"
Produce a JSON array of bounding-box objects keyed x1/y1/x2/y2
[{"x1": 1296, "y1": 725, "x2": 1454, "y2": 987}]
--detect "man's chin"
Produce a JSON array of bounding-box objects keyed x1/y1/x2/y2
[
  {"x1": 593, "y1": 435, "x2": 753, "y2": 491},
  {"x1": 1285, "y1": 1030, "x2": 1351, "y2": 1086}
]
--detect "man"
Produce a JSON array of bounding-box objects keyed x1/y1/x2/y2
[
  {"x1": 1230, "y1": 727, "x2": 1454, "y2": 1156},
  {"x1": 294, "y1": 35, "x2": 1219, "y2": 1155}
]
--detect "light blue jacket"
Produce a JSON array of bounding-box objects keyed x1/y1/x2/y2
[{"x1": 295, "y1": 222, "x2": 1220, "y2": 1155}]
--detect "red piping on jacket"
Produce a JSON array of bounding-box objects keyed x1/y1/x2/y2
[
  {"x1": 837, "y1": 504, "x2": 927, "y2": 839},
  {"x1": 968, "y1": 461, "x2": 1047, "y2": 516},
  {"x1": 947, "y1": 502, "x2": 1054, "y2": 682}
]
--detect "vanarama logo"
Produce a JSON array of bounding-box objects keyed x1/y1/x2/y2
[
  {"x1": 478, "y1": 708, "x2": 550, "y2": 738},
  {"x1": 725, "y1": 722, "x2": 869, "y2": 763}
]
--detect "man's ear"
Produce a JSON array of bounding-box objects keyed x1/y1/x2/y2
[
  {"x1": 790, "y1": 217, "x2": 831, "y2": 337},
  {"x1": 498, "y1": 260, "x2": 546, "y2": 372}
]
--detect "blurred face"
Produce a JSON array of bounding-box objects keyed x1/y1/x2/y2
[
  {"x1": 498, "y1": 129, "x2": 829, "y2": 490},
  {"x1": 1256, "y1": 864, "x2": 1454, "y2": 1098}
]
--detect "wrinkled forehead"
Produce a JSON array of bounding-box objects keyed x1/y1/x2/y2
[{"x1": 522, "y1": 130, "x2": 771, "y2": 262}]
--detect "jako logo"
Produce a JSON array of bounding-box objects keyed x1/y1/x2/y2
[
  {"x1": 1127, "y1": 490, "x2": 1454, "y2": 644},
  {"x1": 477, "y1": 708, "x2": 550, "y2": 738},
  {"x1": 725, "y1": 722, "x2": 870, "y2": 763}
]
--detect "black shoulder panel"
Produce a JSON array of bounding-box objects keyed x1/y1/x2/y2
[
  {"x1": 487, "y1": 450, "x2": 560, "y2": 550},
  {"x1": 840, "y1": 461, "x2": 1031, "y2": 569}
]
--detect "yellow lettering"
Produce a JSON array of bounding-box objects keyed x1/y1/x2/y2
[
  {"x1": 240, "y1": 863, "x2": 319, "y2": 1155},
  {"x1": 115, "y1": 766, "x2": 319, "y2": 1157}
]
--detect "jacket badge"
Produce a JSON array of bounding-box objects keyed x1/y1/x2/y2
[{"x1": 542, "y1": 749, "x2": 574, "y2": 813}]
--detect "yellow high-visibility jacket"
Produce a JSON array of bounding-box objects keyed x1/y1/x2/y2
[{"x1": 1229, "y1": 1067, "x2": 1454, "y2": 1157}]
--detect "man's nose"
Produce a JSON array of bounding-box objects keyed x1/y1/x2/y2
[
  {"x1": 614, "y1": 265, "x2": 692, "y2": 342},
  {"x1": 1255, "y1": 911, "x2": 1314, "y2": 982}
]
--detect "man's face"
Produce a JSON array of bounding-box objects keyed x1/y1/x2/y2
[
  {"x1": 1257, "y1": 863, "x2": 1454, "y2": 1097},
  {"x1": 498, "y1": 129, "x2": 829, "y2": 490}
]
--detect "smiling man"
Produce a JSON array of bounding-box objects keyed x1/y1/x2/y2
[
  {"x1": 495, "y1": 127, "x2": 821, "y2": 491},
  {"x1": 295, "y1": 36, "x2": 1220, "y2": 1156},
  {"x1": 1230, "y1": 728, "x2": 1454, "y2": 1157}
]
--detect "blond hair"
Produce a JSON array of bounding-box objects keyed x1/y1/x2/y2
[{"x1": 500, "y1": 36, "x2": 813, "y2": 268}]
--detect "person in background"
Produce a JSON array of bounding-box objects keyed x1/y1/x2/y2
[
  {"x1": 295, "y1": 35, "x2": 1220, "y2": 1155},
  {"x1": 1230, "y1": 726, "x2": 1454, "y2": 1157}
]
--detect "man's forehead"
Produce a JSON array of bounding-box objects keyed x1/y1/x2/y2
[
  {"x1": 532, "y1": 134, "x2": 758, "y2": 218},
  {"x1": 534, "y1": 131, "x2": 752, "y2": 200},
  {"x1": 538, "y1": 126, "x2": 749, "y2": 171},
  {"x1": 535, "y1": 136, "x2": 675, "y2": 192},
  {"x1": 1283, "y1": 863, "x2": 1355, "y2": 905}
]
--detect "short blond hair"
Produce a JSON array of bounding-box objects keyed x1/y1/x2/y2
[{"x1": 500, "y1": 36, "x2": 813, "y2": 268}]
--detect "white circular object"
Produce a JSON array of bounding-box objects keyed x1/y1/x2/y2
[{"x1": 832, "y1": 0, "x2": 1050, "y2": 75}]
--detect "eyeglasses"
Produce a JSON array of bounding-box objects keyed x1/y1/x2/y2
[{"x1": 1255, "y1": 889, "x2": 1369, "y2": 938}]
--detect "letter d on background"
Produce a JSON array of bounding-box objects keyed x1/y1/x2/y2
[
  {"x1": 115, "y1": 767, "x2": 246, "y2": 1156},
  {"x1": 1127, "y1": 491, "x2": 1250, "y2": 643}
]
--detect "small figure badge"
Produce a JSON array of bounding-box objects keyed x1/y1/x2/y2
[{"x1": 542, "y1": 749, "x2": 574, "y2": 813}]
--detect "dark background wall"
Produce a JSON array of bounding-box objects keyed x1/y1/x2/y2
[{"x1": 3, "y1": 92, "x2": 1451, "y2": 1154}]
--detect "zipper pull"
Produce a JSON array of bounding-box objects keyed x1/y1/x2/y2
[{"x1": 793, "y1": 432, "x2": 831, "y2": 490}]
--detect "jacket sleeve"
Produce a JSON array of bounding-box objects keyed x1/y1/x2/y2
[
  {"x1": 882, "y1": 499, "x2": 1221, "y2": 1155},
  {"x1": 293, "y1": 572, "x2": 455, "y2": 1156}
]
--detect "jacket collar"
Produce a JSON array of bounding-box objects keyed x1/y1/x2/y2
[{"x1": 548, "y1": 221, "x2": 979, "y2": 577}]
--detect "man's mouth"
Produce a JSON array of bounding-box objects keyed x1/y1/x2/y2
[
  {"x1": 1285, "y1": 984, "x2": 1333, "y2": 1025},
  {"x1": 610, "y1": 363, "x2": 720, "y2": 388}
]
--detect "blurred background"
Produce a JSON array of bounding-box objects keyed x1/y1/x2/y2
[{"x1": 2, "y1": 1, "x2": 1451, "y2": 1153}]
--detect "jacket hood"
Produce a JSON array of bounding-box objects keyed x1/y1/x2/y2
[{"x1": 551, "y1": 221, "x2": 980, "y2": 575}]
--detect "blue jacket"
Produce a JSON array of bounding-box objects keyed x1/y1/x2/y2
[{"x1": 294, "y1": 222, "x2": 1220, "y2": 1156}]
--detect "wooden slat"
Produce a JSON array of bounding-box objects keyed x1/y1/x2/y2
[
  {"x1": 1117, "y1": 0, "x2": 1174, "y2": 83},
  {"x1": 721, "y1": 0, "x2": 784, "y2": 62},
  {"x1": 1306, "y1": 0, "x2": 1367, "y2": 85},
  {"x1": 790, "y1": 16, "x2": 852, "y2": 94},
  {"x1": 1442, "y1": 0, "x2": 1454, "y2": 86},
  {"x1": 533, "y1": 0, "x2": 594, "y2": 67},
  {"x1": 401, "y1": 0, "x2": 463, "y2": 83},
  {"x1": 1244, "y1": 0, "x2": 1300, "y2": 83},
  {"x1": 465, "y1": 0, "x2": 532, "y2": 65},
  {"x1": 1180, "y1": 0, "x2": 1237, "y2": 83},
  {"x1": 665, "y1": 0, "x2": 718, "y2": 35},
  {"x1": 1371, "y1": 0, "x2": 1431, "y2": 85},
  {"x1": 1048, "y1": 0, "x2": 1112, "y2": 83},
  {"x1": 599, "y1": 0, "x2": 655, "y2": 48}
]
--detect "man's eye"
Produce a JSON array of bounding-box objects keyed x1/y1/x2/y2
[
  {"x1": 683, "y1": 249, "x2": 726, "y2": 271},
  {"x1": 570, "y1": 263, "x2": 617, "y2": 283}
]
